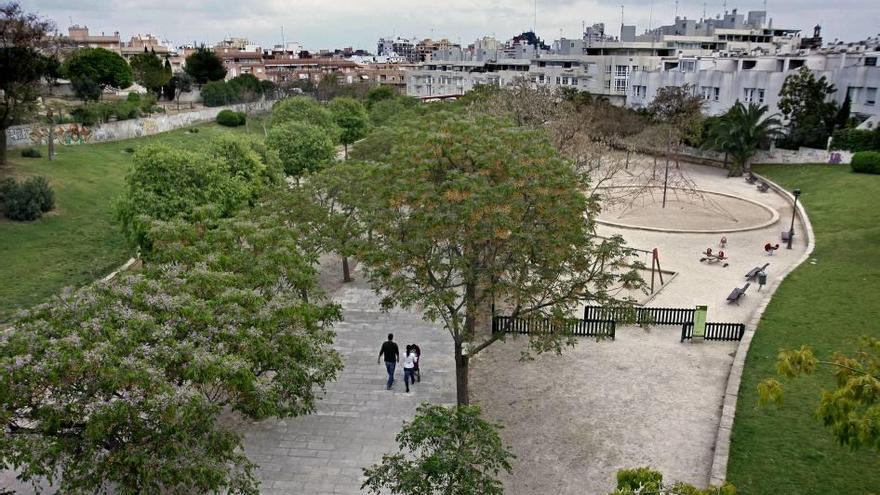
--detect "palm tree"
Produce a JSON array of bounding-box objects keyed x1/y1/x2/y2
[{"x1": 705, "y1": 102, "x2": 782, "y2": 177}]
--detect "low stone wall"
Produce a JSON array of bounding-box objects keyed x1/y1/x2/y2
[
  {"x1": 6, "y1": 100, "x2": 274, "y2": 149},
  {"x1": 679, "y1": 145, "x2": 853, "y2": 165}
]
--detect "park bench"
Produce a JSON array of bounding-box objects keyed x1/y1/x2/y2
[
  {"x1": 745, "y1": 263, "x2": 770, "y2": 280},
  {"x1": 745, "y1": 174, "x2": 759, "y2": 184},
  {"x1": 726, "y1": 282, "x2": 751, "y2": 304},
  {"x1": 757, "y1": 182, "x2": 770, "y2": 192}
]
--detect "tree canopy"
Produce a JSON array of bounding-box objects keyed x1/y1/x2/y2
[
  {"x1": 362, "y1": 403, "x2": 514, "y2": 495},
  {"x1": 184, "y1": 47, "x2": 227, "y2": 85},
  {"x1": 0, "y1": 193, "x2": 343, "y2": 494},
  {"x1": 333, "y1": 112, "x2": 641, "y2": 404},
  {"x1": 759, "y1": 337, "x2": 880, "y2": 452},
  {"x1": 778, "y1": 67, "x2": 838, "y2": 148},
  {"x1": 0, "y1": 2, "x2": 55, "y2": 164},
  {"x1": 271, "y1": 96, "x2": 339, "y2": 138},
  {"x1": 129, "y1": 50, "x2": 171, "y2": 95},
  {"x1": 266, "y1": 121, "x2": 336, "y2": 179},
  {"x1": 329, "y1": 97, "x2": 369, "y2": 157},
  {"x1": 115, "y1": 135, "x2": 281, "y2": 248},
  {"x1": 62, "y1": 47, "x2": 133, "y2": 99},
  {"x1": 704, "y1": 102, "x2": 781, "y2": 176}
]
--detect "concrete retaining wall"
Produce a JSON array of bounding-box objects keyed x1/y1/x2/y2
[
  {"x1": 6, "y1": 100, "x2": 274, "y2": 149},
  {"x1": 680, "y1": 145, "x2": 853, "y2": 165}
]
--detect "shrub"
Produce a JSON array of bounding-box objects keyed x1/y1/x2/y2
[
  {"x1": 216, "y1": 109, "x2": 245, "y2": 127},
  {"x1": 616, "y1": 467, "x2": 664, "y2": 492},
  {"x1": 833, "y1": 128, "x2": 880, "y2": 152},
  {"x1": 139, "y1": 92, "x2": 158, "y2": 113},
  {"x1": 126, "y1": 92, "x2": 141, "y2": 103},
  {"x1": 112, "y1": 100, "x2": 140, "y2": 121},
  {"x1": 188, "y1": 127, "x2": 200, "y2": 133},
  {"x1": 20, "y1": 147, "x2": 42, "y2": 158},
  {"x1": 851, "y1": 151, "x2": 880, "y2": 174},
  {"x1": 124, "y1": 147, "x2": 135, "y2": 154},
  {"x1": 201, "y1": 80, "x2": 234, "y2": 107},
  {"x1": 0, "y1": 176, "x2": 54, "y2": 221},
  {"x1": 71, "y1": 105, "x2": 100, "y2": 126},
  {"x1": 271, "y1": 96, "x2": 339, "y2": 140}
]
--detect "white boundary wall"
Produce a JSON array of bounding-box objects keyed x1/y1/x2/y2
[{"x1": 6, "y1": 100, "x2": 274, "y2": 149}]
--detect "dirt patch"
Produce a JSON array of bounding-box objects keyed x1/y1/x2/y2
[{"x1": 471, "y1": 328, "x2": 735, "y2": 495}]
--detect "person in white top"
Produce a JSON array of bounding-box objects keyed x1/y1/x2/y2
[{"x1": 403, "y1": 345, "x2": 418, "y2": 393}]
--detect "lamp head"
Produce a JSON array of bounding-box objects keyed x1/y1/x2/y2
[{"x1": 793, "y1": 188, "x2": 801, "y2": 198}]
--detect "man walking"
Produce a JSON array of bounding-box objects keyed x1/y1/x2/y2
[{"x1": 377, "y1": 333, "x2": 399, "y2": 390}]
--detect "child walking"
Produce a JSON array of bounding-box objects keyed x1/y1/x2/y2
[{"x1": 403, "y1": 345, "x2": 417, "y2": 393}]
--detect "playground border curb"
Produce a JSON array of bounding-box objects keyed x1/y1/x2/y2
[
  {"x1": 707, "y1": 172, "x2": 816, "y2": 486},
  {"x1": 596, "y1": 186, "x2": 780, "y2": 234}
]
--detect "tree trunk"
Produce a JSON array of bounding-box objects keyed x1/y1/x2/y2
[
  {"x1": 48, "y1": 111, "x2": 55, "y2": 161},
  {"x1": 0, "y1": 127, "x2": 7, "y2": 166},
  {"x1": 454, "y1": 340, "x2": 470, "y2": 405},
  {"x1": 343, "y1": 143, "x2": 348, "y2": 160},
  {"x1": 342, "y1": 256, "x2": 352, "y2": 283}
]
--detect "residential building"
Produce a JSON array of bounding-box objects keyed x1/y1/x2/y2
[{"x1": 627, "y1": 46, "x2": 880, "y2": 119}]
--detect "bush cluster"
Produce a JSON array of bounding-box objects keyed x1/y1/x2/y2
[
  {"x1": 851, "y1": 151, "x2": 880, "y2": 174},
  {"x1": 201, "y1": 74, "x2": 274, "y2": 107},
  {"x1": 216, "y1": 109, "x2": 246, "y2": 127},
  {"x1": 115, "y1": 135, "x2": 282, "y2": 248},
  {"x1": 0, "y1": 176, "x2": 55, "y2": 221},
  {"x1": 70, "y1": 95, "x2": 160, "y2": 126},
  {"x1": 833, "y1": 128, "x2": 880, "y2": 152},
  {"x1": 20, "y1": 148, "x2": 42, "y2": 158}
]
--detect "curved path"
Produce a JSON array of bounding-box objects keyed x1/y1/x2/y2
[{"x1": 243, "y1": 265, "x2": 456, "y2": 494}]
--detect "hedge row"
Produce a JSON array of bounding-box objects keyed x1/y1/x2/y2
[{"x1": 832, "y1": 128, "x2": 880, "y2": 152}]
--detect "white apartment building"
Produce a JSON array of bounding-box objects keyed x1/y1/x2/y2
[{"x1": 627, "y1": 51, "x2": 880, "y2": 118}]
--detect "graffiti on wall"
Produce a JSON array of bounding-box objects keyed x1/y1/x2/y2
[
  {"x1": 828, "y1": 152, "x2": 842, "y2": 164},
  {"x1": 28, "y1": 124, "x2": 93, "y2": 145}
]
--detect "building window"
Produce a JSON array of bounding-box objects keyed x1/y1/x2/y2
[
  {"x1": 866, "y1": 87, "x2": 877, "y2": 106},
  {"x1": 556, "y1": 76, "x2": 561, "y2": 85},
  {"x1": 614, "y1": 79, "x2": 627, "y2": 92},
  {"x1": 701, "y1": 86, "x2": 720, "y2": 101},
  {"x1": 865, "y1": 57, "x2": 877, "y2": 67},
  {"x1": 680, "y1": 60, "x2": 696, "y2": 72},
  {"x1": 605, "y1": 65, "x2": 612, "y2": 74},
  {"x1": 615, "y1": 65, "x2": 629, "y2": 77},
  {"x1": 743, "y1": 87, "x2": 765, "y2": 104},
  {"x1": 562, "y1": 77, "x2": 569, "y2": 85},
  {"x1": 632, "y1": 65, "x2": 640, "y2": 72},
  {"x1": 604, "y1": 80, "x2": 611, "y2": 90},
  {"x1": 571, "y1": 78, "x2": 578, "y2": 86}
]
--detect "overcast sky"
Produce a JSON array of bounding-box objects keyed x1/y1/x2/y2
[{"x1": 21, "y1": 0, "x2": 880, "y2": 51}]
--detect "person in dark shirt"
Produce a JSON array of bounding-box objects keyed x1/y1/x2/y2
[{"x1": 377, "y1": 333, "x2": 399, "y2": 390}]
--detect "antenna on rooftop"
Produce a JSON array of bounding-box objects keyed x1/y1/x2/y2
[
  {"x1": 703, "y1": 3, "x2": 707, "y2": 20},
  {"x1": 281, "y1": 25, "x2": 285, "y2": 48},
  {"x1": 621, "y1": 5, "x2": 625, "y2": 26},
  {"x1": 675, "y1": 0, "x2": 679, "y2": 18},
  {"x1": 533, "y1": 0, "x2": 538, "y2": 33}
]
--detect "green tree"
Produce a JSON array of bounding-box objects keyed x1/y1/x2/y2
[
  {"x1": 835, "y1": 92, "x2": 852, "y2": 130},
  {"x1": 366, "y1": 85, "x2": 396, "y2": 108},
  {"x1": 346, "y1": 113, "x2": 641, "y2": 404},
  {"x1": 305, "y1": 161, "x2": 378, "y2": 282},
  {"x1": 758, "y1": 337, "x2": 880, "y2": 452},
  {"x1": 266, "y1": 121, "x2": 336, "y2": 180},
  {"x1": 271, "y1": 95, "x2": 338, "y2": 137},
  {"x1": 329, "y1": 97, "x2": 369, "y2": 158},
  {"x1": 0, "y1": 2, "x2": 54, "y2": 165},
  {"x1": 129, "y1": 50, "x2": 171, "y2": 95},
  {"x1": 184, "y1": 46, "x2": 227, "y2": 85},
  {"x1": 201, "y1": 80, "x2": 235, "y2": 106},
  {"x1": 166, "y1": 72, "x2": 193, "y2": 106},
  {"x1": 62, "y1": 47, "x2": 133, "y2": 100},
  {"x1": 0, "y1": 197, "x2": 343, "y2": 494},
  {"x1": 362, "y1": 403, "x2": 514, "y2": 495},
  {"x1": 368, "y1": 96, "x2": 418, "y2": 127},
  {"x1": 704, "y1": 102, "x2": 781, "y2": 177},
  {"x1": 115, "y1": 136, "x2": 278, "y2": 248},
  {"x1": 777, "y1": 67, "x2": 838, "y2": 148}
]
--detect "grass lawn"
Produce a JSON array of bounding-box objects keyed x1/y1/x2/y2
[
  {"x1": 727, "y1": 163, "x2": 880, "y2": 494},
  {"x1": 0, "y1": 118, "x2": 267, "y2": 323}
]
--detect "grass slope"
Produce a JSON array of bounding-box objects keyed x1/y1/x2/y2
[
  {"x1": 727, "y1": 164, "x2": 880, "y2": 494},
  {"x1": 0, "y1": 120, "x2": 265, "y2": 322}
]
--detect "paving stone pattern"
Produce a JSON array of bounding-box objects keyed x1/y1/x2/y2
[{"x1": 243, "y1": 269, "x2": 457, "y2": 494}]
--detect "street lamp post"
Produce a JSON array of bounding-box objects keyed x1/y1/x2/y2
[{"x1": 787, "y1": 188, "x2": 801, "y2": 249}]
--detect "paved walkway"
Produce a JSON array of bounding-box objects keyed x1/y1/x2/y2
[{"x1": 243, "y1": 268, "x2": 456, "y2": 494}]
